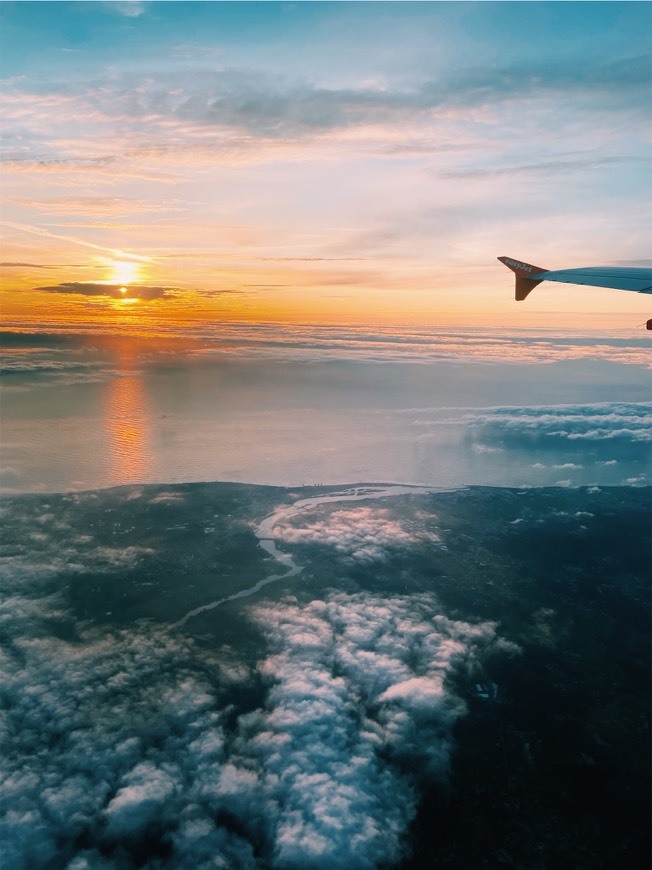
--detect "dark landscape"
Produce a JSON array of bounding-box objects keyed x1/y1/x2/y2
[{"x1": 1, "y1": 482, "x2": 649, "y2": 868}]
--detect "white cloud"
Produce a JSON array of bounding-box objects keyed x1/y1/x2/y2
[
  {"x1": 270, "y1": 506, "x2": 440, "y2": 563},
  {"x1": 148, "y1": 491, "x2": 186, "y2": 505},
  {"x1": 462, "y1": 403, "x2": 652, "y2": 443},
  {"x1": 225, "y1": 593, "x2": 517, "y2": 865},
  {"x1": 103, "y1": 1, "x2": 147, "y2": 18},
  {"x1": 105, "y1": 762, "x2": 178, "y2": 835},
  {"x1": 0, "y1": 568, "x2": 517, "y2": 868}
]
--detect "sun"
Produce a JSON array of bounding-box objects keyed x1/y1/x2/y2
[{"x1": 110, "y1": 260, "x2": 140, "y2": 286}]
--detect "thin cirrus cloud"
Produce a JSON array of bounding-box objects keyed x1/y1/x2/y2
[
  {"x1": 442, "y1": 154, "x2": 648, "y2": 180},
  {"x1": 2, "y1": 154, "x2": 181, "y2": 183},
  {"x1": 105, "y1": 0, "x2": 148, "y2": 17},
  {"x1": 0, "y1": 262, "x2": 54, "y2": 269},
  {"x1": 11, "y1": 197, "x2": 181, "y2": 216}
]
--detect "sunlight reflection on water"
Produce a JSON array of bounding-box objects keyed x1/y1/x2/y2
[{"x1": 104, "y1": 373, "x2": 152, "y2": 486}]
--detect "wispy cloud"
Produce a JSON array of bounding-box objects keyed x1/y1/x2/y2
[
  {"x1": 1, "y1": 220, "x2": 153, "y2": 263},
  {"x1": 0, "y1": 261, "x2": 53, "y2": 269},
  {"x1": 11, "y1": 196, "x2": 180, "y2": 217},
  {"x1": 443, "y1": 154, "x2": 647, "y2": 180},
  {"x1": 1, "y1": 52, "x2": 648, "y2": 162},
  {"x1": 1, "y1": 154, "x2": 180, "y2": 183},
  {"x1": 258, "y1": 257, "x2": 369, "y2": 262},
  {"x1": 103, "y1": 0, "x2": 148, "y2": 18},
  {"x1": 73, "y1": 54, "x2": 651, "y2": 140}
]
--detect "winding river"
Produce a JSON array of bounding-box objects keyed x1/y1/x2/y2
[{"x1": 172, "y1": 484, "x2": 434, "y2": 627}]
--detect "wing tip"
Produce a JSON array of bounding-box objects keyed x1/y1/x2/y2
[{"x1": 498, "y1": 256, "x2": 548, "y2": 301}]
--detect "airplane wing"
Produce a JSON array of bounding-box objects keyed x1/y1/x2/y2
[
  {"x1": 498, "y1": 256, "x2": 652, "y2": 300},
  {"x1": 498, "y1": 256, "x2": 652, "y2": 328}
]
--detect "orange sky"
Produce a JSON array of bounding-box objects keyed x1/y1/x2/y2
[{"x1": 1, "y1": 2, "x2": 650, "y2": 333}]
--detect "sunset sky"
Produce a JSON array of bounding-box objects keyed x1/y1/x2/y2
[{"x1": 1, "y1": 1, "x2": 651, "y2": 330}]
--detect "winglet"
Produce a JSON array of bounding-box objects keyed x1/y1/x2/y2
[{"x1": 498, "y1": 256, "x2": 549, "y2": 301}]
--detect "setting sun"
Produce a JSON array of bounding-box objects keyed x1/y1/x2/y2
[{"x1": 110, "y1": 261, "x2": 140, "y2": 286}]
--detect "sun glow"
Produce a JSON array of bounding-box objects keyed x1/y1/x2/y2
[{"x1": 110, "y1": 261, "x2": 140, "y2": 286}]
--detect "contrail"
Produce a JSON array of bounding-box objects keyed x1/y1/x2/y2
[{"x1": 0, "y1": 220, "x2": 153, "y2": 263}]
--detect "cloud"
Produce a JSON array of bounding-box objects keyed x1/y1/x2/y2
[
  {"x1": 104, "y1": 762, "x2": 178, "y2": 836},
  {"x1": 443, "y1": 154, "x2": 646, "y2": 180},
  {"x1": 270, "y1": 505, "x2": 440, "y2": 563},
  {"x1": 443, "y1": 53, "x2": 650, "y2": 113},
  {"x1": 222, "y1": 593, "x2": 514, "y2": 867},
  {"x1": 98, "y1": 54, "x2": 650, "y2": 138},
  {"x1": 12, "y1": 197, "x2": 179, "y2": 217},
  {"x1": 1, "y1": 155, "x2": 179, "y2": 183},
  {"x1": 148, "y1": 491, "x2": 187, "y2": 505},
  {"x1": 461, "y1": 403, "x2": 652, "y2": 444},
  {"x1": 0, "y1": 262, "x2": 53, "y2": 269},
  {"x1": 103, "y1": 1, "x2": 147, "y2": 17},
  {"x1": 174, "y1": 324, "x2": 652, "y2": 368},
  {"x1": 1, "y1": 220, "x2": 154, "y2": 263},
  {"x1": 2, "y1": 52, "x2": 647, "y2": 163},
  {"x1": 0, "y1": 488, "x2": 517, "y2": 868},
  {"x1": 0, "y1": 357, "x2": 103, "y2": 376},
  {"x1": 32, "y1": 282, "x2": 176, "y2": 300},
  {"x1": 0, "y1": 620, "x2": 233, "y2": 869}
]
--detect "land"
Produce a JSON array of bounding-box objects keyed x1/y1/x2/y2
[{"x1": 1, "y1": 482, "x2": 649, "y2": 868}]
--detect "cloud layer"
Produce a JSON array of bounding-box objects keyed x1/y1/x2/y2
[
  {"x1": 0, "y1": 495, "x2": 513, "y2": 869},
  {"x1": 236, "y1": 595, "x2": 513, "y2": 868},
  {"x1": 461, "y1": 402, "x2": 652, "y2": 444}
]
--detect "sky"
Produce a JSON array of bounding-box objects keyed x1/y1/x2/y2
[{"x1": 1, "y1": 0, "x2": 651, "y2": 330}]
